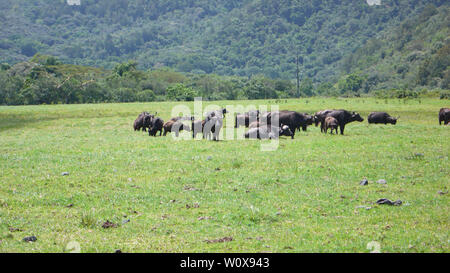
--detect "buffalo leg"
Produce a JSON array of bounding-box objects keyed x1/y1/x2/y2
[{"x1": 340, "y1": 124, "x2": 345, "y2": 135}]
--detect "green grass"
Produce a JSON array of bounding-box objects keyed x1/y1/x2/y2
[{"x1": 0, "y1": 98, "x2": 449, "y2": 253}]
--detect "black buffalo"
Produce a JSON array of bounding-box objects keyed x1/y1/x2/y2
[
  {"x1": 170, "y1": 116, "x2": 193, "y2": 122},
  {"x1": 245, "y1": 125, "x2": 293, "y2": 139},
  {"x1": 298, "y1": 112, "x2": 315, "y2": 130},
  {"x1": 133, "y1": 112, "x2": 154, "y2": 131},
  {"x1": 324, "y1": 110, "x2": 364, "y2": 135},
  {"x1": 262, "y1": 111, "x2": 312, "y2": 138},
  {"x1": 205, "y1": 108, "x2": 228, "y2": 119},
  {"x1": 439, "y1": 108, "x2": 450, "y2": 125},
  {"x1": 149, "y1": 117, "x2": 164, "y2": 136},
  {"x1": 203, "y1": 110, "x2": 225, "y2": 141},
  {"x1": 191, "y1": 119, "x2": 205, "y2": 138},
  {"x1": 368, "y1": 112, "x2": 398, "y2": 125},
  {"x1": 235, "y1": 110, "x2": 259, "y2": 128},
  {"x1": 248, "y1": 121, "x2": 264, "y2": 129}
]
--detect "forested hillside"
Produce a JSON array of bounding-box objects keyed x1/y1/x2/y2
[
  {"x1": 1, "y1": 1, "x2": 448, "y2": 81},
  {"x1": 341, "y1": 4, "x2": 449, "y2": 92},
  {"x1": 0, "y1": 0, "x2": 449, "y2": 105}
]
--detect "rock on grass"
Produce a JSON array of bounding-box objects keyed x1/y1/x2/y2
[
  {"x1": 376, "y1": 199, "x2": 402, "y2": 206},
  {"x1": 23, "y1": 236, "x2": 37, "y2": 242},
  {"x1": 376, "y1": 179, "x2": 387, "y2": 184},
  {"x1": 102, "y1": 220, "x2": 118, "y2": 229},
  {"x1": 204, "y1": 237, "x2": 233, "y2": 244},
  {"x1": 360, "y1": 179, "x2": 369, "y2": 186}
]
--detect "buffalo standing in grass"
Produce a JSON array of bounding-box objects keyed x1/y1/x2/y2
[
  {"x1": 245, "y1": 125, "x2": 293, "y2": 140},
  {"x1": 368, "y1": 112, "x2": 398, "y2": 125},
  {"x1": 170, "y1": 116, "x2": 193, "y2": 122},
  {"x1": 133, "y1": 112, "x2": 152, "y2": 131},
  {"x1": 439, "y1": 108, "x2": 450, "y2": 125},
  {"x1": 298, "y1": 112, "x2": 315, "y2": 131},
  {"x1": 163, "y1": 120, "x2": 191, "y2": 137},
  {"x1": 205, "y1": 108, "x2": 228, "y2": 119},
  {"x1": 149, "y1": 117, "x2": 164, "y2": 137},
  {"x1": 133, "y1": 113, "x2": 145, "y2": 131},
  {"x1": 323, "y1": 110, "x2": 364, "y2": 135},
  {"x1": 235, "y1": 110, "x2": 259, "y2": 128},
  {"x1": 323, "y1": 116, "x2": 338, "y2": 134},
  {"x1": 192, "y1": 119, "x2": 205, "y2": 138},
  {"x1": 262, "y1": 111, "x2": 312, "y2": 138},
  {"x1": 203, "y1": 109, "x2": 225, "y2": 141}
]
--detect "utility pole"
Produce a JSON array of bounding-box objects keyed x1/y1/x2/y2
[{"x1": 296, "y1": 51, "x2": 301, "y2": 98}]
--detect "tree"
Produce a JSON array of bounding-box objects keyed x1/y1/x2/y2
[
  {"x1": 299, "y1": 77, "x2": 314, "y2": 97},
  {"x1": 166, "y1": 83, "x2": 198, "y2": 101},
  {"x1": 136, "y1": 89, "x2": 156, "y2": 102},
  {"x1": 243, "y1": 76, "x2": 277, "y2": 100},
  {"x1": 338, "y1": 73, "x2": 366, "y2": 94},
  {"x1": 113, "y1": 61, "x2": 138, "y2": 77},
  {"x1": 20, "y1": 42, "x2": 38, "y2": 57}
]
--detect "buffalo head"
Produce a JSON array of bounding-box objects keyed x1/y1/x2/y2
[
  {"x1": 313, "y1": 115, "x2": 320, "y2": 127},
  {"x1": 143, "y1": 114, "x2": 153, "y2": 126},
  {"x1": 352, "y1": 112, "x2": 364, "y2": 122},
  {"x1": 388, "y1": 116, "x2": 398, "y2": 125},
  {"x1": 305, "y1": 114, "x2": 315, "y2": 126},
  {"x1": 280, "y1": 125, "x2": 294, "y2": 139}
]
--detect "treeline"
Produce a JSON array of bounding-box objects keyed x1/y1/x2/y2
[
  {"x1": 0, "y1": 55, "x2": 299, "y2": 105},
  {"x1": 1, "y1": 54, "x2": 448, "y2": 106}
]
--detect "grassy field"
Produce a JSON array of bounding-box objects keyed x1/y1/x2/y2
[{"x1": 0, "y1": 98, "x2": 448, "y2": 253}]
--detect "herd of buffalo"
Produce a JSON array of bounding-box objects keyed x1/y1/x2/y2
[{"x1": 134, "y1": 107, "x2": 450, "y2": 141}]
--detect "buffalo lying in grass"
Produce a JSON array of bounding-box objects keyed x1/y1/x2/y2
[
  {"x1": 235, "y1": 110, "x2": 260, "y2": 128},
  {"x1": 368, "y1": 112, "x2": 398, "y2": 125},
  {"x1": 245, "y1": 125, "x2": 293, "y2": 140}
]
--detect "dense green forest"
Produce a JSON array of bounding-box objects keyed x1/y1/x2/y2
[
  {"x1": 342, "y1": 3, "x2": 450, "y2": 91},
  {"x1": 0, "y1": 0, "x2": 449, "y2": 105},
  {"x1": 0, "y1": 54, "x2": 305, "y2": 105}
]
